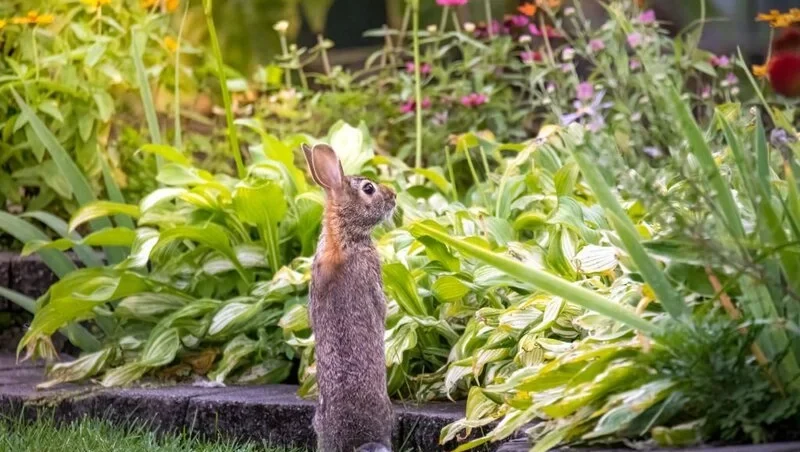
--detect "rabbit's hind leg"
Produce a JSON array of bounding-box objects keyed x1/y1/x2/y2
[{"x1": 355, "y1": 442, "x2": 391, "y2": 452}]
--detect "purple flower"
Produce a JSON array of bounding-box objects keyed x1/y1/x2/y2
[
  {"x1": 508, "y1": 14, "x2": 529, "y2": 27},
  {"x1": 432, "y1": 111, "x2": 449, "y2": 126},
  {"x1": 630, "y1": 58, "x2": 642, "y2": 70},
  {"x1": 701, "y1": 85, "x2": 712, "y2": 99},
  {"x1": 627, "y1": 32, "x2": 643, "y2": 48},
  {"x1": 436, "y1": 0, "x2": 468, "y2": 6},
  {"x1": 724, "y1": 72, "x2": 738, "y2": 86},
  {"x1": 460, "y1": 93, "x2": 488, "y2": 108},
  {"x1": 405, "y1": 62, "x2": 432, "y2": 75},
  {"x1": 637, "y1": 9, "x2": 656, "y2": 24},
  {"x1": 560, "y1": 63, "x2": 572, "y2": 73},
  {"x1": 576, "y1": 82, "x2": 594, "y2": 102},
  {"x1": 588, "y1": 39, "x2": 605, "y2": 52},
  {"x1": 560, "y1": 90, "x2": 612, "y2": 132},
  {"x1": 710, "y1": 55, "x2": 730, "y2": 67},
  {"x1": 520, "y1": 50, "x2": 542, "y2": 63}
]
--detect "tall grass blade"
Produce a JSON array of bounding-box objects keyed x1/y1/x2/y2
[
  {"x1": 12, "y1": 90, "x2": 114, "y2": 234},
  {"x1": 99, "y1": 158, "x2": 133, "y2": 264},
  {"x1": 130, "y1": 27, "x2": 163, "y2": 171},
  {"x1": 0, "y1": 212, "x2": 76, "y2": 277},
  {"x1": 410, "y1": 221, "x2": 659, "y2": 334},
  {"x1": 20, "y1": 211, "x2": 103, "y2": 268},
  {"x1": 203, "y1": 0, "x2": 245, "y2": 178},
  {"x1": 570, "y1": 147, "x2": 688, "y2": 321},
  {"x1": 665, "y1": 84, "x2": 745, "y2": 240}
]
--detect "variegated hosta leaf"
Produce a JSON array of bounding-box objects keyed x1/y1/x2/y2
[
  {"x1": 575, "y1": 245, "x2": 619, "y2": 275},
  {"x1": 39, "y1": 348, "x2": 113, "y2": 389},
  {"x1": 278, "y1": 304, "x2": 309, "y2": 332},
  {"x1": 208, "y1": 335, "x2": 259, "y2": 383},
  {"x1": 208, "y1": 301, "x2": 263, "y2": 336},
  {"x1": 116, "y1": 292, "x2": 191, "y2": 320},
  {"x1": 384, "y1": 317, "x2": 418, "y2": 366}
]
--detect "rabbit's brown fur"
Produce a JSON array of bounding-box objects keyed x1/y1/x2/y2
[{"x1": 303, "y1": 143, "x2": 395, "y2": 452}]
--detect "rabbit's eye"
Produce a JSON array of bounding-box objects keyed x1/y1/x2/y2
[{"x1": 362, "y1": 182, "x2": 376, "y2": 195}]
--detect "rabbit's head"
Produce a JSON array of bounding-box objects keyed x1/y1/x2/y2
[{"x1": 302, "y1": 143, "x2": 396, "y2": 237}]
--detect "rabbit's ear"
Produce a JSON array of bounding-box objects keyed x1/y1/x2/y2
[{"x1": 304, "y1": 143, "x2": 344, "y2": 191}]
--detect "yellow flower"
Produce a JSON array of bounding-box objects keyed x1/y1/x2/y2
[
  {"x1": 12, "y1": 11, "x2": 55, "y2": 26},
  {"x1": 81, "y1": 0, "x2": 111, "y2": 13},
  {"x1": 164, "y1": 36, "x2": 178, "y2": 52},
  {"x1": 141, "y1": 0, "x2": 158, "y2": 8},
  {"x1": 141, "y1": 0, "x2": 179, "y2": 12},
  {"x1": 0, "y1": 19, "x2": 6, "y2": 30},
  {"x1": 756, "y1": 9, "x2": 782, "y2": 22},
  {"x1": 751, "y1": 64, "x2": 768, "y2": 79},
  {"x1": 165, "y1": 0, "x2": 179, "y2": 12},
  {"x1": 756, "y1": 9, "x2": 800, "y2": 28}
]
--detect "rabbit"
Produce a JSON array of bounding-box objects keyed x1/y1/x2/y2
[{"x1": 302, "y1": 143, "x2": 396, "y2": 452}]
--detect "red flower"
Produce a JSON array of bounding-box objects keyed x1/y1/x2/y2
[{"x1": 767, "y1": 26, "x2": 800, "y2": 97}]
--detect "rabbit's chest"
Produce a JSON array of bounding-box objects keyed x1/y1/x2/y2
[{"x1": 309, "y1": 256, "x2": 385, "y2": 326}]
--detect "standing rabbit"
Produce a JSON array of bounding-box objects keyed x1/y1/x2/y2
[{"x1": 302, "y1": 143, "x2": 395, "y2": 452}]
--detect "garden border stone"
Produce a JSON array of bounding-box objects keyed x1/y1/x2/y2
[{"x1": 0, "y1": 356, "x2": 799, "y2": 452}]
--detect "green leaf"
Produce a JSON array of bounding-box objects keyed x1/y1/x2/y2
[
  {"x1": 432, "y1": 276, "x2": 470, "y2": 302},
  {"x1": 23, "y1": 227, "x2": 136, "y2": 256},
  {"x1": 68, "y1": 201, "x2": 141, "y2": 232},
  {"x1": 39, "y1": 348, "x2": 112, "y2": 389},
  {"x1": 383, "y1": 263, "x2": 427, "y2": 317},
  {"x1": 138, "y1": 144, "x2": 191, "y2": 165},
  {"x1": 116, "y1": 293, "x2": 191, "y2": 320},
  {"x1": 93, "y1": 91, "x2": 114, "y2": 122},
  {"x1": 233, "y1": 181, "x2": 287, "y2": 271}
]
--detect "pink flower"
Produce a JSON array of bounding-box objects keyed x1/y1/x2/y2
[
  {"x1": 630, "y1": 58, "x2": 641, "y2": 70},
  {"x1": 709, "y1": 55, "x2": 730, "y2": 67},
  {"x1": 460, "y1": 93, "x2": 488, "y2": 108},
  {"x1": 508, "y1": 14, "x2": 529, "y2": 27},
  {"x1": 701, "y1": 85, "x2": 711, "y2": 99},
  {"x1": 637, "y1": 9, "x2": 656, "y2": 24},
  {"x1": 521, "y1": 50, "x2": 542, "y2": 63},
  {"x1": 436, "y1": 0, "x2": 468, "y2": 6},
  {"x1": 725, "y1": 72, "x2": 738, "y2": 85},
  {"x1": 406, "y1": 62, "x2": 432, "y2": 75},
  {"x1": 627, "y1": 32, "x2": 643, "y2": 48},
  {"x1": 588, "y1": 39, "x2": 605, "y2": 52},
  {"x1": 576, "y1": 82, "x2": 594, "y2": 102},
  {"x1": 400, "y1": 97, "x2": 431, "y2": 113},
  {"x1": 528, "y1": 23, "x2": 562, "y2": 38}
]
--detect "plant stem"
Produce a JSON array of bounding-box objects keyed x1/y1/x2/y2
[
  {"x1": 484, "y1": 0, "x2": 493, "y2": 39},
  {"x1": 318, "y1": 35, "x2": 331, "y2": 76},
  {"x1": 32, "y1": 30, "x2": 40, "y2": 81},
  {"x1": 445, "y1": 144, "x2": 457, "y2": 201},
  {"x1": 279, "y1": 35, "x2": 291, "y2": 87},
  {"x1": 203, "y1": 0, "x2": 245, "y2": 178},
  {"x1": 439, "y1": 5, "x2": 449, "y2": 33},
  {"x1": 411, "y1": 0, "x2": 423, "y2": 172}
]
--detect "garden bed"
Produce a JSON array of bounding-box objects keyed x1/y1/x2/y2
[{"x1": 1, "y1": 354, "x2": 799, "y2": 452}]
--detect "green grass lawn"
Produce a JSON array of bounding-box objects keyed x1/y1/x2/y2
[{"x1": 0, "y1": 416, "x2": 305, "y2": 452}]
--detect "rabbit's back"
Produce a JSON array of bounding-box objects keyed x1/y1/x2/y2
[{"x1": 310, "y1": 244, "x2": 393, "y2": 451}]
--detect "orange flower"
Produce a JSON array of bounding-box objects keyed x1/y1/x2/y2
[
  {"x1": 12, "y1": 10, "x2": 55, "y2": 26},
  {"x1": 518, "y1": 3, "x2": 536, "y2": 16},
  {"x1": 752, "y1": 64, "x2": 768, "y2": 79},
  {"x1": 535, "y1": 0, "x2": 561, "y2": 9},
  {"x1": 164, "y1": 36, "x2": 178, "y2": 52},
  {"x1": 141, "y1": 0, "x2": 179, "y2": 12}
]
